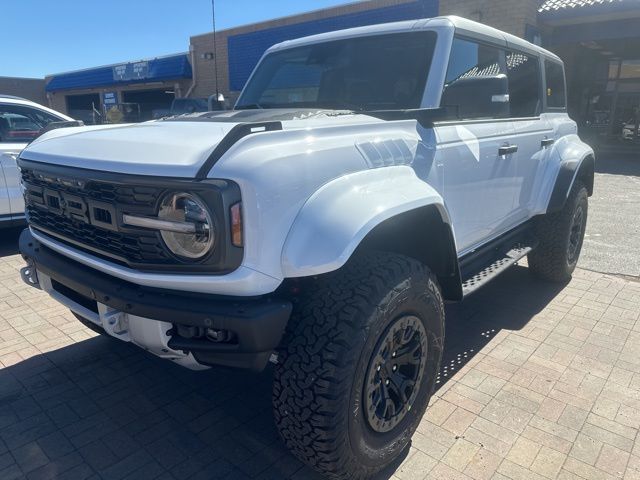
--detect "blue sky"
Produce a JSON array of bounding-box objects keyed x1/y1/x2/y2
[{"x1": 3, "y1": 0, "x2": 353, "y2": 78}]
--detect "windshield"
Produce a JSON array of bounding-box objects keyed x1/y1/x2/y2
[{"x1": 236, "y1": 31, "x2": 437, "y2": 111}]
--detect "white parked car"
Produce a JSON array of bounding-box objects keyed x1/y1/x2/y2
[
  {"x1": 18, "y1": 17, "x2": 593, "y2": 479},
  {"x1": 0, "y1": 95, "x2": 76, "y2": 227}
]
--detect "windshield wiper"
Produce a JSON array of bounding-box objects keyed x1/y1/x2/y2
[{"x1": 235, "y1": 103, "x2": 264, "y2": 110}]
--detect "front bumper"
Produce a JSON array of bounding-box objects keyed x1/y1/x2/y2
[{"x1": 19, "y1": 229, "x2": 292, "y2": 371}]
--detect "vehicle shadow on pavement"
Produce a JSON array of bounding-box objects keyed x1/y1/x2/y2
[
  {"x1": 437, "y1": 265, "x2": 567, "y2": 392},
  {"x1": 0, "y1": 267, "x2": 566, "y2": 479}
]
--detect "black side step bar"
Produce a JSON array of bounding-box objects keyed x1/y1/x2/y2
[{"x1": 461, "y1": 244, "x2": 534, "y2": 296}]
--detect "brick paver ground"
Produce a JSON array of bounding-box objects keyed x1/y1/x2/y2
[{"x1": 0, "y1": 232, "x2": 639, "y2": 479}]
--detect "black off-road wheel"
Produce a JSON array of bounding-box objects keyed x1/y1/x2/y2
[
  {"x1": 528, "y1": 180, "x2": 588, "y2": 282},
  {"x1": 273, "y1": 252, "x2": 444, "y2": 479}
]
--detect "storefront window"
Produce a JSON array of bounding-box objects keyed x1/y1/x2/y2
[
  {"x1": 586, "y1": 93, "x2": 613, "y2": 127},
  {"x1": 608, "y1": 60, "x2": 620, "y2": 79},
  {"x1": 619, "y1": 60, "x2": 640, "y2": 79},
  {"x1": 611, "y1": 93, "x2": 639, "y2": 142}
]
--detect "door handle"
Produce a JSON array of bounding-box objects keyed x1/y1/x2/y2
[
  {"x1": 541, "y1": 138, "x2": 555, "y2": 148},
  {"x1": 498, "y1": 145, "x2": 518, "y2": 156}
]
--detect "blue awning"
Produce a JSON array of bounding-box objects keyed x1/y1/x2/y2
[{"x1": 46, "y1": 53, "x2": 192, "y2": 92}]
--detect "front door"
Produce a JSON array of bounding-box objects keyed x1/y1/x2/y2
[
  {"x1": 434, "y1": 37, "x2": 519, "y2": 254},
  {"x1": 434, "y1": 121, "x2": 518, "y2": 253}
]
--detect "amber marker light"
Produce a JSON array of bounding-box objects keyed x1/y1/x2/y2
[{"x1": 230, "y1": 203, "x2": 243, "y2": 247}]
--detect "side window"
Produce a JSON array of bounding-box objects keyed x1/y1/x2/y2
[
  {"x1": 0, "y1": 103, "x2": 63, "y2": 143},
  {"x1": 445, "y1": 39, "x2": 504, "y2": 83},
  {"x1": 545, "y1": 60, "x2": 566, "y2": 109},
  {"x1": 506, "y1": 51, "x2": 542, "y2": 117},
  {"x1": 442, "y1": 38, "x2": 506, "y2": 119}
]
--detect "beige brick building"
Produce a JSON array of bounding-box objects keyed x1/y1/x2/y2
[
  {"x1": 0, "y1": 76, "x2": 46, "y2": 105},
  {"x1": 42, "y1": 53, "x2": 194, "y2": 124},
  {"x1": 45, "y1": 77, "x2": 192, "y2": 124}
]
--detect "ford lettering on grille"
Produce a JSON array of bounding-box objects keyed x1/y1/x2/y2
[
  {"x1": 28, "y1": 185, "x2": 117, "y2": 231},
  {"x1": 21, "y1": 167, "x2": 170, "y2": 266}
]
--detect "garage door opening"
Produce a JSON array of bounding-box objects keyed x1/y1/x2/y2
[
  {"x1": 66, "y1": 94, "x2": 101, "y2": 124},
  {"x1": 122, "y1": 89, "x2": 174, "y2": 121}
]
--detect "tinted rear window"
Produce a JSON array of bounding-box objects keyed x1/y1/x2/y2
[
  {"x1": 445, "y1": 38, "x2": 504, "y2": 84},
  {"x1": 442, "y1": 38, "x2": 506, "y2": 119}
]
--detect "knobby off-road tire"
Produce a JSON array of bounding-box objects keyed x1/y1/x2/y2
[
  {"x1": 528, "y1": 180, "x2": 588, "y2": 282},
  {"x1": 273, "y1": 252, "x2": 445, "y2": 479}
]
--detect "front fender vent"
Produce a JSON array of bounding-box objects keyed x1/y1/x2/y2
[{"x1": 356, "y1": 138, "x2": 415, "y2": 168}]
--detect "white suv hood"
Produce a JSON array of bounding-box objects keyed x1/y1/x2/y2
[
  {"x1": 20, "y1": 121, "x2": 237, "y2": 178},
  {"x1": 20, "y1": 110, "x2": 380, "y2": 178}
]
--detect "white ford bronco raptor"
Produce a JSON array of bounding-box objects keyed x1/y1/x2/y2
[{"x1": 19, "y1": 16, "x2": 593, "y2": 479}]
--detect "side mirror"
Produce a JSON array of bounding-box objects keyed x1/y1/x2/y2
[
  {"x1": 209, "y1": 100, "x2": 226, "y2": 111},
  {"x1": 208, "y1": 94, "x2": 226, "y2": 111},
  {"x1": 441, "y1": 74, "x2": 509, "y2": 119}
]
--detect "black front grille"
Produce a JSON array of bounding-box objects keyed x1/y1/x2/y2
[
  {"x1": 21, "y1": 168, "x2": 160, "y2": 207},
  {"x1": 21, "y1": 167, "x2": 172, "y2": 266},
  {"x1": 19, "y1": 159, "x2": 244, "y2": 274},
  {"x1": 26, "y1": 207, "x2": 170, "y2": 264}
]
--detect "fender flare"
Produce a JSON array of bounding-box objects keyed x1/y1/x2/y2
[
  {"x1": 281, "y1": 166, "x2": 459, "y2": 284},
  {"x1": 545, "y1": 135, "x2": 595, "y2": 213}
]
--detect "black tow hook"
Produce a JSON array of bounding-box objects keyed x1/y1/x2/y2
[{"x1": 20, "y1": 263, "x2": 40, "y2": 290}]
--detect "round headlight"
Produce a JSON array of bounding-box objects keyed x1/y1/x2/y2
[{"x1": 158, "y1": 193, "x2": 214, "y2": 259}]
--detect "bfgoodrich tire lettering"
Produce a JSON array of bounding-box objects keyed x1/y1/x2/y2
[
  {"x1": 273, "y1": 252, "x2": 444, "y2": 479},
  {"x1": 528, "y1": 180, "x2": 588, "y2": 282}
]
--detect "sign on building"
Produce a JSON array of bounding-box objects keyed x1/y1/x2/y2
[
  {"x1": 103, "y1": 91, "x2": 117, "y2": 105},
  {"x1": 132, "y1": 62, "x2": 149, "y2": 79},
  {"x1": 112, "y1": 61, "x2": 149, "y2": 82}
]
